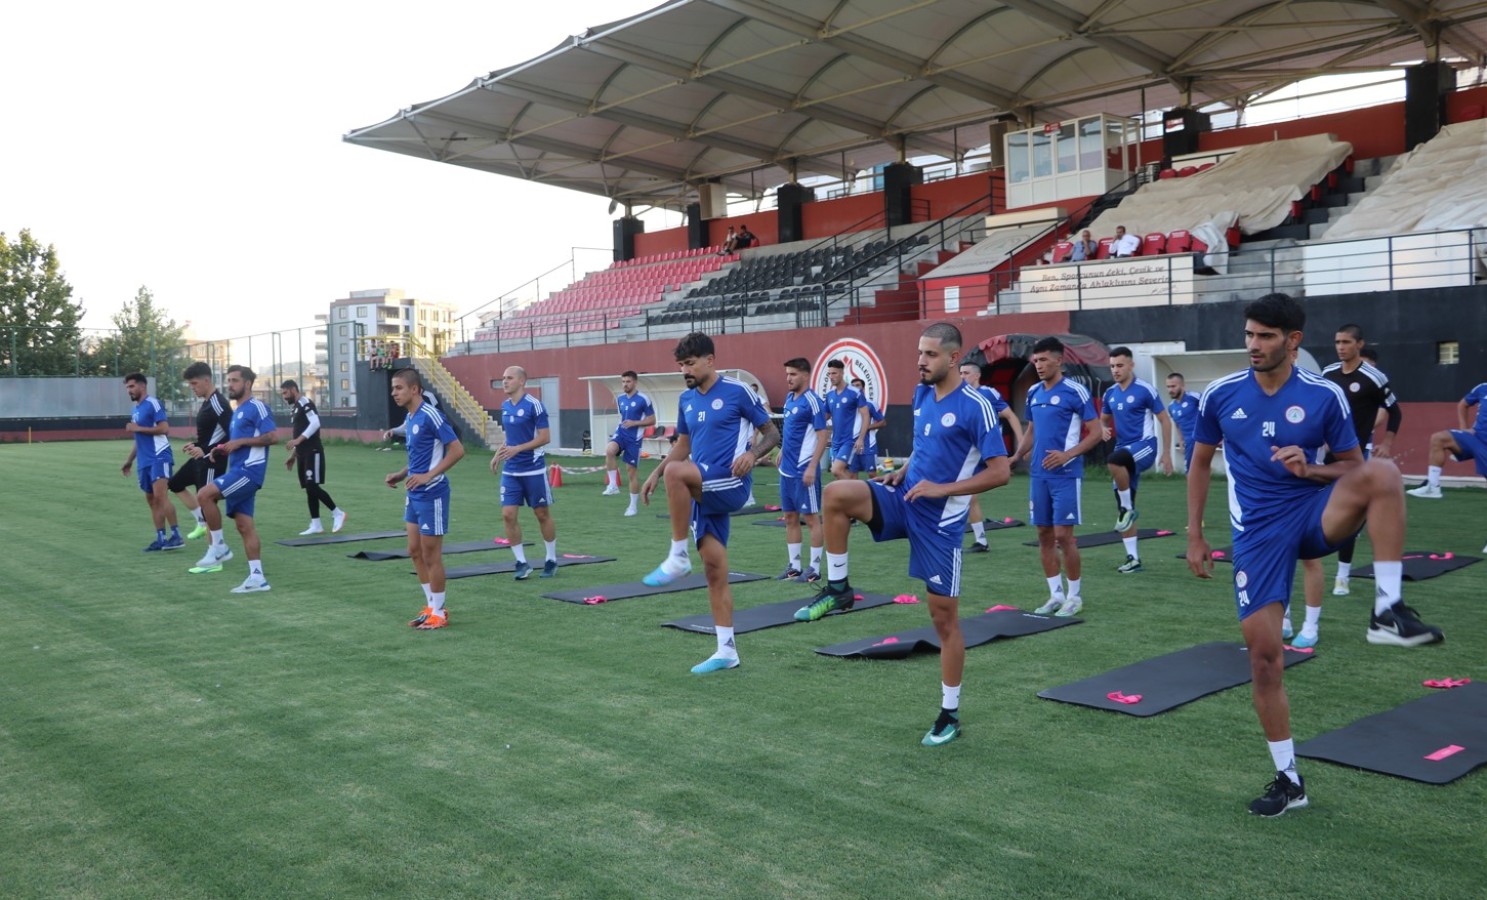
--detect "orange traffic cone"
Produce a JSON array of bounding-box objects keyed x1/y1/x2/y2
[{"x1": 548, "y1": 464, "x2": 563, "y2": 487}]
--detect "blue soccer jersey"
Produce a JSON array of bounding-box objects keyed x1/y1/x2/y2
[
  {"x1": 131, "y1": 395, "x2": 172, "y2": 465},
  {"x1": 500, "y1": 393, "x2": 549, "y2": 475},
  {"x1": 1102, "y1": 379, "x2": 1164, "y2": 448},
  {"x1": 613, "y1": 390, "x2": 656, "y2": 444},
  {"x1": 226, "y1": 398, "x2": 276, "y2": 482},
  {"x1": 905, "y1": 383, "x2": 1007, "y2": 529},
  {"x1": 853, "y1": 400, "x2": 886, "y2": 454},
  {"x1": 779, "y1": 389, "x2": 827, "y2": 478},
  {"x1": 1465, "y1": 383, "x2": 1487, "y2": 440},
  {"x1": 405, "y1": 400, "x2": 460, "y2": 498},
  {"x1": 677, "y1": 376, "x2": 772, "y2": 489},
  {"x1": 1168, "y1": 391, "x2": 1201, "y2": 445},
  {"x1": 826, "y1": 384, "x2": 865, "y2": 448},
  {"x1": 1195, "y1": 366, "x2": 1357, "y2": 528},
  {"x1": 1026, "y1": 378, "x2": 1098, "y2": 479},
  {"x1": 977, "y1": 385, "x2": 1010, "y2": 416}
]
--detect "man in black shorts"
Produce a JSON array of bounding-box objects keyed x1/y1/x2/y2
[
  {"x1": 280, "y1": 380, "x2": 347, "y2": 536},
  {"x1": 170, "y1": 362, "x2": 232, "y2": 540}
]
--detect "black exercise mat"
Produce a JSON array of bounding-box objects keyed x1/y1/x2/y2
[
  {"x1": 663, "y1": 592, "x2": 896, "y2": 634},
  {"x1": 815, "y1": 607, "x2": 1081, "y2": 659},
  {"x1": 350, "y1": 540, "x2": 531, "y2": 561},
  {"x1": 1037, "y1": 641, "x2": 1316, "y2": 717},
  {"x1": 1297, "y1": 682, "x2": 1487, "y2": 784},
  {"x1": 1022, "y1": 528, "x2": 1176, "y2": 548},
  {"x1": 276, "y1": 530, "x2": 406, "y2": 547},
  {"x1": 441, "y1": 555, "x2": 615, "y2": 580},
  {"x1": 543, "y1": 571, "x2": 768, "y2": 604},
  {"x1": 752, "y1": 517, "x2": 789, "y2": 527},
  {"x1": 657, "y1": 505, "x2": 773, "y2": 519},
  {"x1": 965, "y1": 517, "x2": 1027, "y2": 533},
  {"x1": 1175, "y1": 545, "x2": 1234, "y2": 563},
  {"x1": 1352, "y1": 551, "x2": 1480, "y2": 581}
]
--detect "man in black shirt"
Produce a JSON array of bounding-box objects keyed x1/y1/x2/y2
[
  {"x1": 280, "y1": 380, "x2": 346, "y2": 535},
  {"x1": 170, "y1": 362, "x2": 233, "y2": 540}
]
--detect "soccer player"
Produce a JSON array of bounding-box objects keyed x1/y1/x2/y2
[
  {"x1": 1406, "y1": 381, "x2": 1485, "y2": 513},
  {"x1": 1187, "y1": 293, "x2": 1442, "y2": 817},
  {"x1": 1100, "y1": 347, "x2": 1174, "y2": 573},
  {"x1": 958, "y1": 362, "x2": 1025, "y2": 552},
  {"x1": 601, "y1": 370, "x2": 656, "y2": 517},
  {"x1": 385, "y1": 368, "x2": 465, "y2": 629},
  {"x1": 849, "y1": 377, "x2": 887, "y2": 477},
  {"x1": 640, "y1": 332, "x2": 779, "y2": 675},
  {"x1": 1010, "y1": 337, "x2": 1101, "y2": 615},
  {"x1": 170, "y1": 362, "x2": 232, "y2": 541},
  {"x1": 1165, "y1": 373, "x2": 1201, "y2": 474},
  {"x1": 491, "y1": 366, "x2": 559, "y2": 579},
  {"x1": 121, "y1": 372, "x2": 183, "y2": 552},
  {"x1": 824, "y1": 359, "x2": 869, "y2": 480},
  {"x1": 189, "y1": 365, "x2": 279, "y2": 593},
  {"x1": 1318, "y1": 325, "x2": 1400, "y2": 601},
  {"x1": 812, "y1": 323, "x2": 1010, "y2": 746},
  {"x1": 777, "y1": 357, "x2": 831, "y2": 582},
  {"x1": 383, "y1": 389, "x2": 441, "y2": 443},
  {"x1": 281, "y1": 380, "x2": 347, "y2": 536}
]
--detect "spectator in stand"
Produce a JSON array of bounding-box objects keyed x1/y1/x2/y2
[
  {"x1": 368, "y1": 341, "x2": 382, "y2": 370},
  {"x1": 719, "y1": 226, "x2": 738, "y2": 255},
  {"x1": 735, "y1": 224, "x2": 757, "y2": 250},
  {"x1": 1070, "y1": 229, "x2": 1097, "y2": 262},
  {"x1": 388, "y1": 340, "x2": 400, "y2": 362},
  {"x1": 1111, "y1": 225, "x2": 1141, "y2": 257}
]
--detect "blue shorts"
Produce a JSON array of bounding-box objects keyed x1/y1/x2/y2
[
  {"x1": 1230, "y1": 484, "x2": 1355, "y2": 621},
  {"x1": 1182, "y1": 439, "x2": 1195, "y2": 474},
  {"x1": 213, "y1": 469, "x2": 263, "y2": 519},
  {"x1": 691, "y1": 479, "x2": 751, "y2": 548},
  {"x1": 404, "y1": 490, "x2": 451, "y2": 537},
  {"x1": 865, "y1": 481, "x2": 963, "y2": 596},
  {"x1": 1111, "y1": 439, "x2": 1157, "y2": 492},
  {"x1": 611, "y1": 434, "x2": 641, "y2": 468},
  {"x1": 1449, "y1": 430, "x2": 1487, "y2": 477},
  {"x1": 850, "y1": 451, "x2": 877, "y2": 474},
  {"x1": 779, "y1": 473, "x2": 821, "y2": 517},
  {"x1": 831, "y1": 442, "x2": 855, "y2": 468},
  {"x1": 1030, "y1": 477, "x2": 1082, "y2": 527},
  {"x1": 502, "y1": 471, "x2": 552, "y2": 508},
  {"x1": 138, "y1": 459, "x2": 173, "y2": 493}
]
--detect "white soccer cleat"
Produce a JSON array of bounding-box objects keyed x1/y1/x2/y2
[
  {"x1": 1034, "y1": 596, "x2": 1065, "y2": 615},
  {"x1": 1332, "y1": 576, "x2": 1350, "y2": 596},
  {"x1": 192, "y1": 544, "x2": 233, "y2": 571},
  {"x1": 299, "y1": 523, "x2": 325, "y2": 536},
  {"x1": 231, "y1": 574, "x2": 271, "y2": 594},
  {"x1": 1406, "y1": 484, "x2": 1441, "y2": 499},
  {"x1": 332, "y1": 509, "x2": 348, "y2": 533},
  {"x1": 601, "y1": 486, "x2": 621, "y2": 496},
  {"x1": 1055, "y1": 596, "x2": 1083, "y2": 617},
  {"x1": 624, "y1": 507, "x2": 638, "y2": 517}
]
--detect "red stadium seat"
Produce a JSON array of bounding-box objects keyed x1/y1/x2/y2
[
  {"x1": 1052, "y1": 241, "x2": 1073, "y2": 263},
  {"x1": 1191, "y1": 237, "x2": 1209, "y2": 255},
  {"x1": 1177, "y1": 166, "x2": 1197, "y2": 177},
  {"x1": 1143, "y1": 233, "x2": 1167, "y2": 255},
  {"x1": 1196, "y1": 162, "x2": 1215, "y2": 172},
  {"x1": 1095, "y1": 237, "x2": 1114, "y2": 260},
  {"x1": 1158, "y1": 168, "x2": 1177, "y2": 180},
  {"x1": 1167, "y1": 230, "x2": 1191, "y2": 253}
]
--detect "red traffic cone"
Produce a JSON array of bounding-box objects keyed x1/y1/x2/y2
[{"x1": 548, "y1": 464, "x2": 563, "y2": 487}]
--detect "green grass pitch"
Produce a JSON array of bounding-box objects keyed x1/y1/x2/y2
[{"x1": 1, "y1": 439, "x2": 1483, "y2": 898}]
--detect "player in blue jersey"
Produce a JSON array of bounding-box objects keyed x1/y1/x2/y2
[
  {"x1": 121, "y1": 372, "x2": 183, "y2": 552},
  {"x1": 1100, "y1": 347, "x2": 1174, "y2": 573},
  {"x1": 386, "y1": 368, "x2": 465, "y2": 629},
  {"x1": 641, "y1": 332, "x2": 779, "y2": 675},
  {"x1": 491, "y1": 365, "x2": 560, "y2": 579},
  {"x1": 189, "y1": 365, "x2": 279, "y2": 593},
  {"x1": 602, "y1": 370, "x2": 656, "y2": 517},
  {"x1": 1407, "y1": 380, "x2": 1487, "y2": 511},
  {"x1": 959, "y1": 362, "x2": 1025, "y2": 553},
  {"x1": 1165, "y1": 373, "x2": 1201, "y2": 474},
  {"x1": 814, "y1": 323, "x2": 1010, "y2": 746},
  {"x1": 824, "y1": 359, "x2": 870, "y2": 480},
  {"x1": 1010, "y1": 338, "x2": 1102, "y2": 616},
  {"x1": 849, "y1": 377, "x2": 886, "y2": 477},
  {"x1": 777, "y1": 358, "x2": 832, "y2": 582},
  {"x1": 1187, "y1": 294, "x2": 1443, "y2": 817}
]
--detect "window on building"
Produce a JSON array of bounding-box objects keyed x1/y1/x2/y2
[
  {"x1": 338, "y1": 307, "x2": 348, "y2": 320},
  {"x1": 338, "y1": 324, "x2": 348, "y2": 336},
  {"x1": 1438, "y1": 341, "x2": 1460, "y2": 365},
  {"x1": 356, "y1": 306, "x2": 366, "y2": 317},
  {"x1": 341, "y1": 379, "x2": 350, "y2": 391},
  {"x1": 339, "y1": 343, "x2": 348, "y2": 355},
  {"x1": 339, "y1": 361, "x2": 348, "y2": 373}
]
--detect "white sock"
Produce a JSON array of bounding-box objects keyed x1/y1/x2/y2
[
  {"x1": 715, "y1": 625, "x2": 737, "y2": 658},
  {"x1": 309, "y1": 517, "x2": 322, "y2": 527},
  {"x1": 422, "y1": 583, "x2": 433, "y2": 602},
  {"x1": 810, "y1": 545, "x2": 823, "y2": 569},
  {"x1": 972, "y1": 521, "x2": 986, "y2": 541},
  {"x1": 1427, "y1": 465, "x2": 1442, "y2": 488},
  {"x1": 827, "y1": 552, "x2": 849, "y2": 581},
  {"x1": 512, "y1": 544, "x2": 528, "y2": 564},
  {"x1": 1372, "y1": 561, "x2": 1403, "y2": 615},
  {"x1": 192, "y1": 508, "x2": 205, "y2": 525},
  {"x1": 248, "y1": 560, "x2": 263, "y2": 577},
  {"x1": 430, "y1": 591, "x2": 445, "y2": 615},
  {"x1": 942, "y1": 682, "x2": 961, "y2": 710},
  {"x1": 1046, "y1": 575, "x2": 1065, "y2": 596},
  {"x1": 1066, "y1": 578, "x2": 1082, "y2": 599},
  {"x1": 210, "y1": 529, "x2": 224, "y2": 547},
  {"x1": 1303, "y1": 605, "x2": 1322, "y2": 630},
  {"x1": 544, "y1": 540, "x2": 557, "y2": 562},
  {"x1": 1282, "y1": 614, "x2": 1293, "y2": 634},
  {"x1": 1122, "y1": 536, "x2": 1139, "y2": 558},
  {"x1": 1336, "y1": 562, "x2": 1351, "y2": 579},
  {"x1": 670, "y1": 538, "x2": 689, "y2": 559},
  {"x1": 1117, "y1": 488, "x2": 1132, "y2": 509},
  {"x1": 787, "y1": 542, "x2": 802, "y2": 568},
  {"x1": 1268, "y1": 738, "x2": 1300, "y2": 784},
  {"x1": 628, "y1": 492, "x2": 639, "y2": 509}
]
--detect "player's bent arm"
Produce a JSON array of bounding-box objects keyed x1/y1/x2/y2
[
  {"x1": 751, "y1": 420, "x2": 782, "y2": 461},
  {"x1": 1010, "y1": 421, "x2": 1035, "y2": 464},
  {"x1": 427, "y1": 440, "x2": 465, "y2": 479},
  {"x1": 1458, "y1": 399, "x2": 1474, "y2": 432},
  {"x1": 955, "y1": 456, "x2": 1012, "y2": 495},
  {"x1": 1071, "y1": 418, "x2": 1105, "y2": 456},
  {"x1": 136, "y1": 420, "x2": 170, "y2": 436},
  {"x1": 386, "y1": 466, "x2": 408, "y2": 487},
  {"x1": 1299, "y1": 444, "x2": 1363, "y2": 482},
  {"x1": 866, "y1": 415, "x2": 886, "y2": 433},
  {"x1": 998, "y1": 408, "x2": 1025, "y2": 449}
]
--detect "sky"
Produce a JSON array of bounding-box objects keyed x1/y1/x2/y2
[{"x1": 2, "y1": 0, "x2": 667, "y2": 341}]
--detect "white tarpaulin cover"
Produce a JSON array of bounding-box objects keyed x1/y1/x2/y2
[
  {"x1": 922, "y1": 225, "x2": 1051, "y2": 279},
  {"x1": 1325, "y1": 119, "x2": 1487, "y2": 241}
]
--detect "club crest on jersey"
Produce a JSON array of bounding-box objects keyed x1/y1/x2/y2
[
  {"x1": 711, "y1": 398, "x2": 724, "y2": 411},
  {"x1": 1349, "y1": 382, "x2": 1361, "y2": 393},
  {"x1": 412, "y1": 424, "x2": 420, "y2": 434},
  {"x1": 940, "y1": 412, "x2": 956, "y2": 427},
  {"x1": 1126, "y1": 395, "x2": 1135, "y2": 403},
  {"x1": 1285, "y1": 405, "x2": 1306, "y2": 424},
  {"x1": 1235, "y1": 570, "x2": 1249, "y2": 589},
  {"x1": 1051, "y1": 396, "x2": 1061, "y2": 405}
]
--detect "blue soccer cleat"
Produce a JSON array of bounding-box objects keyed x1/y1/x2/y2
[{"x1": 690, "y1": 654, "x2": 740, "y2": 675}]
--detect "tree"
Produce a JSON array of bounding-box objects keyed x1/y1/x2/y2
[
  {"x1": 0, "y1": 229, "x2": 86, "y2": 376},
  {"x1": 89, "y1": 286, "x2": 189, "y2": 398}
]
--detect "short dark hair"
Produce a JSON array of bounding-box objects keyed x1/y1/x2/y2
[
  {"x1": 826, "y1": 359, "x2": 845, "y2": 371},
  {"x1": 620, "y1": 370, "x2": 638, "y2": 380},
  {"x1": 280, "y1": 379, "x2": 299, "y2": 391},
  {"x1": 1337, "y1": 323, "x2": 1363, "y2": 340},
  {"x1": 851, "y1": 378, "x2": 865, "y2": 389},
  {"x1": 784, "y1": 357, "x2": 810, "y2": 372},
  {"x1": 1167, "y1": 372, "x2": 1185, "y2": 381},
  {"x1": 1032, "y1": 336, "x2": 1064, "y2": 356},
  {"x1": 922, "y1": 322, "x2": 962, "y2": 351},
  {"x1": 1109, "y1": 346, "x2": 1133, "y2": 360},
  {"x1": 674, "y1": 331, "x2": 714, "y2": 361},
  {"x1": 124, "y1": 372, "x2": 148, "y2": 385},
  {"x1": 182, "y1": 361, "x2": 212, "y2": 381},
  {"x1": 227, "y1": 364, "x2": 256, "y2": 384},
  {"x1": 1243, "y1": 293, "x2": 1305, "y2": 334},
  {"x1": 1360, "y1": 346, "x2": 1378, "y2": 362},
  {"x1": 392, "y1": 367, "x2": 423, "y2": 390}
]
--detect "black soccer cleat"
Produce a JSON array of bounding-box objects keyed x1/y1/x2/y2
[
  {"x1": 968, "y1": 540, "x2": 989, "y2": 553},
  {"x1": 1249, "y1": 771, "x2": 1308, "y2": 817},
  {"x1": 1367, "y1": 601, "x2": 1444, "y2": 647}
]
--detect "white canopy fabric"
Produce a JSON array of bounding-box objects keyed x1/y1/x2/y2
[
  {"x1": 1326, "y1": 118, "x2": 1487, "y2": 241},
  {"x1": 344, "y1": 0, "x2": 1487, "y2": 209}
]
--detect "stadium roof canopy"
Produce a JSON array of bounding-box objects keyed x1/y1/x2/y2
[{"x1": 344, "y1": 0, "x2": 1487, "y2": 208}]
